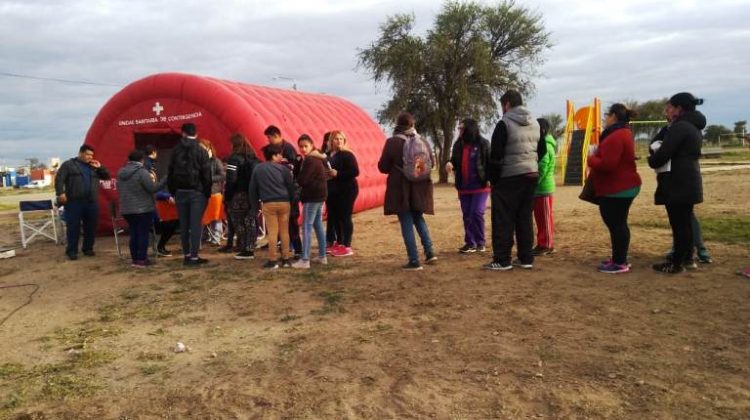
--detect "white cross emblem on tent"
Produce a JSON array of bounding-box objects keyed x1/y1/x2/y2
[{"x1": 152, "y1": 102, "x2": 164, "y2": 116}]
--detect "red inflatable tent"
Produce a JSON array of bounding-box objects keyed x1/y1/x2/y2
[{"x1": 84, "y1": 72, "x2": 387, "y2": 232}]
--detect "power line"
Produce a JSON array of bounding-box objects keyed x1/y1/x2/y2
[{"x1": 0, "y1": 71, "x2": 121, "y2": 87}]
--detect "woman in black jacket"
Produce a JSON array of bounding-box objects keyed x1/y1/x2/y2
[
  {"x1": 445, "y1": 118, "x2": 490, "y2": 253},
  {"x1": 327, "y1": 130, "x2": 359, "y2": 257},
  {"x1": 648, "y1": 92, "x2": 706, "y2": 274},
  {"x1": 224, "y1": 134, "x2": 259, "y2": 260}
]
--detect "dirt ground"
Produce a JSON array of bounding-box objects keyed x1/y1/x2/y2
[{"x1": 1, "y1": 168, "x2": 749, "y2": 419}]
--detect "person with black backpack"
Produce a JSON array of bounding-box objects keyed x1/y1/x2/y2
[
  {"x1": 167, "y1": 123, "x2": 212, "y2": 266},
  {"x1": 378, "y1": 111, "x2": 437, "y2": 270},
  {"x1": 224, "y1": 133, "x2": 260, "y2": 260}
]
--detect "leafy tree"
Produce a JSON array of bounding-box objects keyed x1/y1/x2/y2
[
  {"x1": 733, "y1": 120, "x2": 747, "y2": 136},
  {"x1": 617, "y1": 98, "x2": 668, "y2": 141},
  {"x1": 358, "y1": 0, "x2": 552, "y2": 182},
  {"x1": 704, "y1": 124, "x2": 732, "y2": 143},
  {"x1": 539, "y1": 113, "x2": 563, "y2": 138},
  {"x1": 25, "y1": 157, "x2": 45, "y2": 169}
]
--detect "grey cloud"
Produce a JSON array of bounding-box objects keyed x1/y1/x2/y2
[{"x1": 1, "y1": 0, "x2": 749, "y2": 165}]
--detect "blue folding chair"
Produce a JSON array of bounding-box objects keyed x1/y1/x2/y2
[{"x1": 18, "y1": 200, "x2": 60, "y2": 248}]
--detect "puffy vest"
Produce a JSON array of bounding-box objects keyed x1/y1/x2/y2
[{"x1": 501, "y1": 107, "x2": 540, "y2": 178}]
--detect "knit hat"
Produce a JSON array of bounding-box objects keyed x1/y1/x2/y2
[{"x1": 668, "y1": 92, "x2": 704, "y2": 111}]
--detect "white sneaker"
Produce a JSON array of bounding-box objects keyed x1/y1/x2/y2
[
  {"x1": 311, "y1": 256, "x2": 328, "y2": 265},
  {"x1": 292, "y1": 259, "x2": 310, "y2": 269}
]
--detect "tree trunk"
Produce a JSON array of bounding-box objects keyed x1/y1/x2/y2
[{"x1": 438, "y1": 120, "x2": 456, "y2": 184}]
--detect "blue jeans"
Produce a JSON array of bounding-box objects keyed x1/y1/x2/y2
[
  {"x1": 124, "y1": 212, "x2": 153, "y2": 262},
  {"x1": 64, "y1": 200, "x2": 98, "y2": 256},
  {"x1": 301, "y1": 202, "x2": 326, "y2": 260},
  {"x1": 175, "y1": 190, "x2": 207, "y2": 257},
  {"x1": 668, "y1": 214, "x2": 709, "y2": 258},
  {"x1": 397, "y1": 211, "x2": 433, "y2": 264}
]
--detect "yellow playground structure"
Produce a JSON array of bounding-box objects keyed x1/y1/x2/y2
[{"x1": 559, "y1": 98, "x2": 601, "y2": 185}]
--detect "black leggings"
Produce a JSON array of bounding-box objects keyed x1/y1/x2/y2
[
  {"x1": 598, "y1": 197, "x2": 634, "y2": 265},
  {"x1": 327, "y1": 185, "x2": 358, "y2": 247},
  {"x1": 666, "y1": 203, "x2": 694, "y2": 266},
  {"x1": 229, "y1": 192, "x2": 257, "y2": 252},
  {"x1": 157, "y1": 220, "x2": 179, "y2": 250}
]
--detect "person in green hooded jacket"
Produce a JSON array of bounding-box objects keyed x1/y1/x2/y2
[{"x1": 532, "y1": 118, "x2": 557, "y2": 256}]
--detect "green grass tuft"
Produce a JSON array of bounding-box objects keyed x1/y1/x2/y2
[
  {"x1": 40, "y1": 373, "x2": 101, "y2": 400},
  {"x1": 0, "y1": 363, "x2": 25, "y2": 379},
  {"x1": 139, "y1": 364, "x2": 166, "y2": 376},
  {"x1": 700, "y1": 216, "x2": 750, "y2": 245}
]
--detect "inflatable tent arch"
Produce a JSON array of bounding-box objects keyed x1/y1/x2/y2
[{"x1": 85, "y1": 72, "x2": 387, "y2": 232}]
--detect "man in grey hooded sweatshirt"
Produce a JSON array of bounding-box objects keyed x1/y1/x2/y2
[
  {"x1": 484, "y1": 90, "x2": 540, "y2": 271},
  {"x1": 118, "y1": 149, "x2": 167, "y2": 267}
]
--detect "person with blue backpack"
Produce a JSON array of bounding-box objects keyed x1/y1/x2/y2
[{"x1": 378, "y1": 111, "x2": 437, "y2": 270}]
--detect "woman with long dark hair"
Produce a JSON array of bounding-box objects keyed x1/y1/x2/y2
[
  {"x1": 648, "y1": 92, "x2": 706, "y2": 274},
  {"x1": 224, "y1": 133, "x2": 260, "y2": 259},
  {"x1": 292, "y1": 134, "x2": 329, "y2": 268},
  {"x1": 446, "y1": 118, "x2": 490, "y2": 253},
  {"x1": 199, "y1": 139, "x2": 226, "y2": 245},
  {"x1": 320, "y1": 131, "x2": 338, "y2": 249},
  {"x1": 588, "y1": 103, "x2": 642, "y2": 274}
]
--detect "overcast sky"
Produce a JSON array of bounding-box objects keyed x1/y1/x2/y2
[{"x1": 1, "y1": 0, "x2": 749, "y2": 166}]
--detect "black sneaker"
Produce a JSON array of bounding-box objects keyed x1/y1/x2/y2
[
  {"x1": 684, "y1": 259, "x2": 698, "y2": 270},
  {"x1": 157, "y1": 248, "x2": 172, "y2": 257},
  {"x1": 483, "y1": 261, "x2": 512, "y2": 271},
  {"x1": 476, "y1": 245, "x2": 486, "y2": 252},
  {"x1": 402, "y1": 261, "x2": 423, "y2": 271},
  {"x1": 83, "y1": 250, "x2": 95, "y2": 257},
  {"x1": 697, "y1": 254, "x2": 713, "y2": 264},
  {"x1": 458, "y1": 244, "x2": 476, "y2": 253},
  {"x1": 425, "y1": 253, "x2": 438, "y2": 265},
  {"x1": 512, "y1": 259, "x2": 533, "y2": 269},
  {"x1": 184, "y1": 257, "x2": 209, "y2": 266},
  {"x1": 652, "y1": 262, "x2": 685, "y2": 274},
  {"x1": 66, "y1": 252, "x2": 78, "y2": 261},
  {"x1": 532, "y1": 246, "x2": 555, "y2": 256},
  {"x1": 217, "y1": 245, "x2": 234, "y2": 253},
  {"x1": 263, "y1": 260, "x2": 279, "y2": 270},
  {"x1": 281, "y1": 259, "x2": 292, "y2": 268},
  {"x1": 234, "y1": 250, "x2": 255, "y2": 260}
]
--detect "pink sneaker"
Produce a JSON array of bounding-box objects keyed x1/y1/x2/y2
[
  {"x1": 326, "y1": 243, "x2": 338, "y2": 255},
  {"x1": 741, "y1": 266, "x2": 750, "y2": 278},
  {"x1": 331, "y1": 246, "x2": 353, "y2": 257}
]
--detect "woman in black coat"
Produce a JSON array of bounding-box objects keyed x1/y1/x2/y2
[{"x1": 648, "y1": 92, "x2": 706, "y2": 274}]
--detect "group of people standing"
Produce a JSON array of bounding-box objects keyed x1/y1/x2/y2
[
  {"x1": 56, "y1": 122, "x2": 361, "y2": 269},
  {"x1": 385, "y1": 89, "x2": 715, "y2": 275},
  {"x1": 586, "y1": 92, "x2": 711, "y2": 274},
  {"x1": 378, "y1": 92, "x2": 558, "y2": 271},
  {"x1": 54, "y1": 90, "x2": 738, "y2": 276}
]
